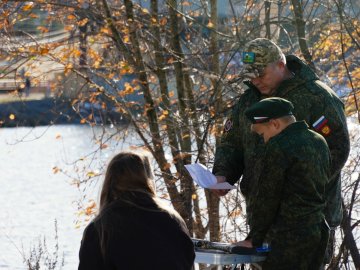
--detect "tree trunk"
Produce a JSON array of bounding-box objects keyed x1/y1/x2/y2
[
  {"x1": 341, "y1": 200, "x2": 360, "y2": 268},
  {"x1": 264, "y1": 1, "x2": 271, "y2": 39},
  {"x1": 79, "y1": 21, "x2": 88, "y2": 68},
  {"x1": 208, "y1": 0, "x2": 221, "y2": 242},
  {"x1": 167, "y1": 0, "x2": 194, "y2": 232},
  {"x1": 150, "y1": 0, "x2": 183, "y2": 173},
  {"x1": 290, "y1": 0, "x2": 316, "y2": 71},
  {"x1": 102, "y1": 0, "x2": 187, "y2": 218}
]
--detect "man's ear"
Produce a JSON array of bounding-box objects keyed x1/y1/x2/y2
[
  {"x1": 278, "y1": 60, "x2": 286, "y2": 70},
  {"x1": 271, "y1": 119, "x2": 281, "y2": 129}
]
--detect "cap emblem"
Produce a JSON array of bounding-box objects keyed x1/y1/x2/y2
[{"x1": 242, "y1": 52, "x2": 255, "y2": 64}]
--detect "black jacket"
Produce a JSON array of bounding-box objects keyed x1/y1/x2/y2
[{"x1": 78, "y1": 192, "x2": 195, "y2": 270}]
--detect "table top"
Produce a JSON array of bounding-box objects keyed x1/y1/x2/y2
[{"x1": 195, "y1": 249, "x2": 267, "y2": 265}]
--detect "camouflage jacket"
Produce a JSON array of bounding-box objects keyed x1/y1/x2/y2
[
  {"x1": 246, "y1": 121, "x2": 331, "y2": 247},
  {"x1": 213, "y1": 55, "x2": 350, "y2": 227}
]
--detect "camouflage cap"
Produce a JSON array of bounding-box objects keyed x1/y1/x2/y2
[
  {"x1": 245, "y1": 97, "x2": 294, "y2": 124},
  {"x1": 241, "y1": 38, "x2": 284, "y2": 79}
]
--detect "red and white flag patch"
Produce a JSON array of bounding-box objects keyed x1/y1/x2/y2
[{"x1": 312, "y1": 116, "x2": 331, "y2": 136}]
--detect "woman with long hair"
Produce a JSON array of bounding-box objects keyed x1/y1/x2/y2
[{"x1": 78, "y1": 152, "x2": 195, "y2": 270}]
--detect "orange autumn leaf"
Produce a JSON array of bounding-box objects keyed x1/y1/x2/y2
[
  {"x1": 22, "y1": 2, "x2": 34, "y2": 11},
  {"x1": 159, "y1": 17, "x2": 167, "y2": 26},
  {"x1": 64, "y1": 25, "x2": 74, "y2": 31},
  {"x1": 230, "y1": 209, "x2": 242, "y2": 218},
  {"x1": 101, "y1": 27, "x2": 112, "y2": 35},
  {"x1": 37, "y1": 26, "x2": 49, "y2": 33},
  {"x1": 78, "y1": 18, "x2": 89, "y2": 27},
  {"x1": 100, "y1": 144, "x2": 108, "y2": 149},
  {"x1": 162, "y1": 163, "x2": 171, "y2": 170},
  {"x1": 52, "y1": 167, "x2": 60, "y2": 174},
  {"x1": 67, "y1": 14, "x2": 76, "y2": 20},
  {"x1": 29, "y1": 13, "x2": 39, "y2": 19},
  {"x1": 40, "y1": 46, "x2": 49, "y2": 55}
]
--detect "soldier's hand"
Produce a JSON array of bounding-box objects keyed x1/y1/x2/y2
[
  {"x1": 234, "y1": 239, "x2": 253, "y2": 248},
  {"x1": 211, "y1": 176, "x2": 230, "y2": 197}
]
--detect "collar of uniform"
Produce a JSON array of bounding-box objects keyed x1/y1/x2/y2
[
  {"x1": 286, "y1": 55, "x2": 319, "y2": 81},
  {"x1": 268, "y1": 121, "x2": 309, "y2": 143},
  {"x1": 243, "y1": 72, "x2": 300, "y2": 98}
]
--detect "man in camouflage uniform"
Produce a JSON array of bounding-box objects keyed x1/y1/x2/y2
[
  {"x1": 236, "y1": 97, "x2": 330, "y2": 269},
  {"x1": 212, "y1": 38, "x2": 350, "y2": 264}
]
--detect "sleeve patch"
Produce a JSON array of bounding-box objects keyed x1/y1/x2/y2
[
  {"x1": 313, "y1": 116, "x2": 332, "y2": 136},
  {"x1": 224, "y1": 119, "x2": 233, "y2": 132}
]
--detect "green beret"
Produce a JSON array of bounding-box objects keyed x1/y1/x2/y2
[{"x1": 245, "y1": 97, "x2": 294, "y2": 124}]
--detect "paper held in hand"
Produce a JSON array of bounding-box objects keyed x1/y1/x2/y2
[{"x1": 184, "y1": 163, "x2": 236, "y2": 190}]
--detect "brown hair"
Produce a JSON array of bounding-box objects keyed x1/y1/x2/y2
[
  {"x1": 99, "y1": 152, "x2": 155, "y2": 211},
  {"x1": 94, "y1": 152, "x2": 189, "y2": 258}
]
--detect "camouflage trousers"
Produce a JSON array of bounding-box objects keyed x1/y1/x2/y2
[{"x1": 261, "y1": 222, "x2": 329, "y2": 270}]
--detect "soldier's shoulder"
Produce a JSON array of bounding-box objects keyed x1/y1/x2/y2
[
  {"x1": 305, "y1": 79, "x2": 339, "y2": 99},
  {"x1": 228, "y1": 89, "x2": 254, "y2": 109}
]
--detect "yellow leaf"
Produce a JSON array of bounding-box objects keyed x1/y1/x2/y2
[
  {"x1": 207, "y1": 21, "x2": 214, "y2": 28},
  {"x1": 192, "y1": 193, "x2": 197, "y2": 200},
  {"x1": 86, "y1": 171, "x2": 97, "y2": 177},
  {"x1": 158, "y1": 114, "x2": 166, "y2": 121},
  {"x1": 158, "y1": 110, "x2": 169, "y2": 121},
  {"x1": 64, "y1": 63, "x2": 73, "y2": 74},
  {"x1": 182, "y1": 134, "x2": 190, "y2": 139},
  {"x1": 93, "y1": 60, "x2": 101, "y2": 69},
  {"x1": 9, "y1": 114, "x2": 15, "y2": 120},
  {"x1": 151, "y1": 17, "x2": 157, "y2": 24},
  {"x1": 123, "y1": 35, "x2": 130, "y2": 43},
  {"x1": 80, "y1": 118, "x2": 86, "y2": 124},
  {"x1": 55, "y1": 134, "x2": 62, "y2": 139}
]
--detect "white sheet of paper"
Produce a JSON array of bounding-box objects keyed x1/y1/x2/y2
[
  {"x1": 184, "y1": 163, "x2": 236, "y2": 190},
  {"x1": 210, "y1": 182, "x2": 236, "y2": 190}
]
